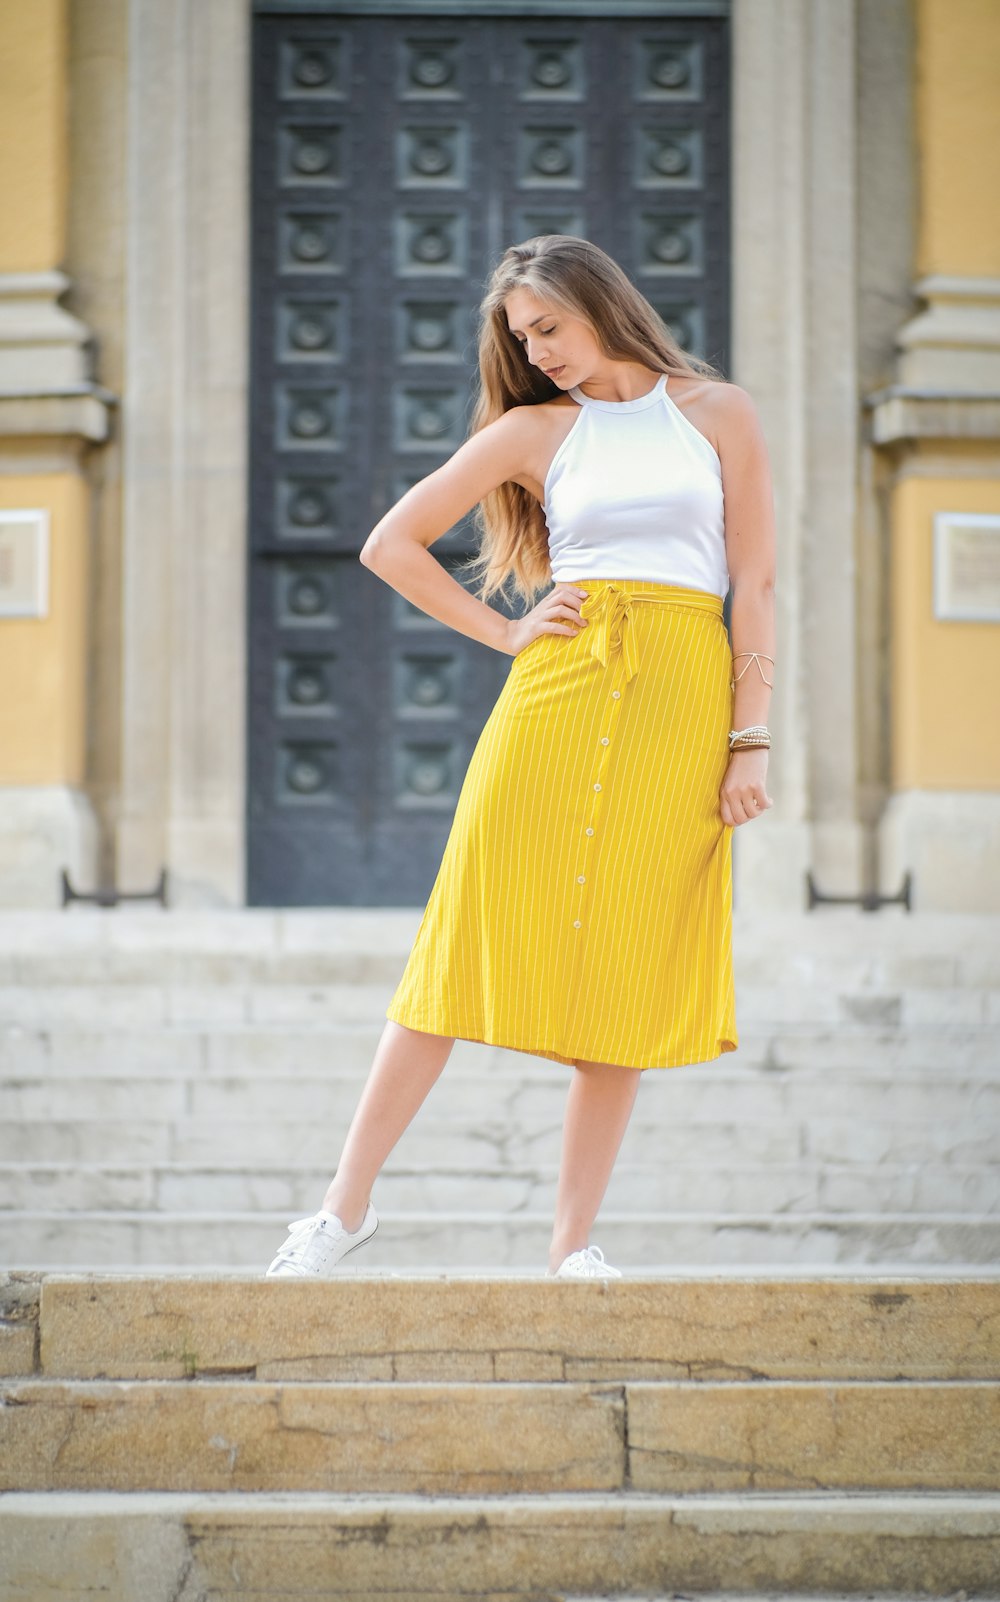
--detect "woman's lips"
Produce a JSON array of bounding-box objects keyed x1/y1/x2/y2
[{"x1": 545, "y1": 366, "x2": 565, "y2": 379}]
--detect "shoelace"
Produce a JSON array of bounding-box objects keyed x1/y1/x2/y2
[
  {"x1": 273, "y1": 1212, "x2": 338, "y2": 1263},
  {"x1": 563, "y1": 1245, "x2": 618, "y2": 1276}
]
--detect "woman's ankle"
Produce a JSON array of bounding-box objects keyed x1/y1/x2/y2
[
  {"x1": 548, "y1": 1235, "x2": 588, "y2": 1274},
  {"x1": 321, "y1": 1185, "x2": 369, "y2": 1234}
]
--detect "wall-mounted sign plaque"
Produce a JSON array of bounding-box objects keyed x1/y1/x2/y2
[
  {"x1": 0, "y1": 510, "x2": 50, "y2": 619},
  {"x1": 933, "y1": 512, "x2": 1000, "y2": 623}
]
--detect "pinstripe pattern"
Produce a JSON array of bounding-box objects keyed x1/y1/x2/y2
[{"x1": 386, "y1": 576, "x2": 738, "y2": 1069}]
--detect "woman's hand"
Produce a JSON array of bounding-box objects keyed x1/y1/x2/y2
[
  {"x1": 503, "y1": 584, "x2": 590, "y2": 657},
  {"x1": 720, "y1": 747, "x2": 773, "y2": 826}
]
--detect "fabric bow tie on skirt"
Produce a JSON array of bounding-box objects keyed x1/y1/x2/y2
[
  {"x1": 578, "y1": 582, "x2": 644, "y2": 682},
  {"x1": 577, "y1": 580, "x2": 723, "y2": 681}
]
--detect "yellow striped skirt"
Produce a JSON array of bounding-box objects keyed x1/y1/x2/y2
[{"x1": 385, "y1": 576, "x2": 738, "y2": 1069}]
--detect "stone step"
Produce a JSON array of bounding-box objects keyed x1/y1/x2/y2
[
  {"x1": 0, "y1": 982, "x2": 394, "y2": 1028},
  {"x1": 2, "y1": 1208, "x2": 998, "y2": 1270},
  {"x1": 7, "y1": 935, "x2": 996, "y2": 986},
  {"x1": 2, "y1": 1069, "x2": 994, "y2": 1129},
  {"x1": 3, "y1": 1114, "x2": 993, "y2": 1179},
  {"x1": 0, "y1": 904, "x2": 996, "y2": 966},
  {"x1": 2, "y1": 1375, "x2": 996, "y2": 1496},
  {"x1": 0, "y1": 979, "x2": 996, "y2": 1028},
  {"x1": 2, "y1": 1158, "x2": 996, "y2": 1215},
  {"x1": 0, "y1": 1109, "x2": 994, "y2": 1169},
  {"x1": 1, "y1": 1379, "x2": 624, "y2": 1496},
  {"x1": 15, "y1": 1274, "x2": 1000, "y2": 1383},
  {"x1": 5, "y1": 1022, "x2": 998, "y2": 1076},
  {"x1": 1, "y1": 1489, "x2": 998, "y2": 1597}
]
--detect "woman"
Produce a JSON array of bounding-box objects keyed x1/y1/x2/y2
[{"x1": 266, "y1": 235, "x2": 775, "y2": 1281}]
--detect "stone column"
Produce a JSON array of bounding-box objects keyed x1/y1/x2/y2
[
  {"x1": 117, "y1": 0, "x2": 249, "y2": 905},
  {"x1": 730, "y1": 0, "x2": 865, "y2": 913},
  {"x1": 65, "y1": 0, "x2": 129, "y2": 891}
]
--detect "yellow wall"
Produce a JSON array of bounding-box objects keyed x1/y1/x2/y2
[
  {"x1": 0, "y1": 468, "x2": 89, "y2": 785},
  {"x1": 0, "y1": 0, "x2": 89, "y2": 790},
  {"x1": 888, "y1": 0, "x2": 1000, "y2": 796},
  {"x1": 0, "y1": 0, "x2": 68, "y2": 272},
  {"x1": 915, "y1": 0, "x2": 1000, "y2": 277},
  {"x1": 890, "y1": 468, "x2": 1000, "y2": 790}
]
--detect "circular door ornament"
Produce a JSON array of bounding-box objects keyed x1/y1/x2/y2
[
  {"x1": 650, "y1": 227, "x2": 688, "y2": 265},
  {"x1": 289, "y1": 577, "x2": 326, "y2": 616},
  {"x1": 532, "y1": 138, "x2": 572, "y2": 178},
  {"x1": 290, "y1": 399, "x2": 331, "y2": 439},
  {"x1": 650, "y1": 138, "x2": 689, "y2": 179},
  {"x1": 412, "y1": 226, "x2": 451, "y2": 265},
  {"x1": 288, "y1": 753, "x2": 326, "y2": 794},
  {"x1": 410, "y1": 137, "x2": 453, "y2": 178},
  {"x1": 293, "y1": 49, "x2": 335, "y2": 90},
  {"x1": 290, "y1": 311, "x2": 334, "y2": 353},
  {"x1": 411, "y1": 51, "x2": 453, "y2": 90},
  {"x1": 532, "y1": 51, "x2": 571, "y2": 90},
  {"x1": 410, "y1": 756, "x2": 446, "y2": 795},
  {"x1": 410, "y1": 316, "x2": 449, "y2": 353},
  {"x1": 292, "y1": 136, "x2": 334, "y2": 177},
  {"x1": 291, "y1": 223, "x2": 331, "y2": 263},
  {"x1": 289, "y1": 487, "x2": 330, "y2": 527},
  {"x1": 288, "y1": 665, "x2": 326, "y2": 706},
  {"x1": 649, "y1": 50, "x2": 689, "y2": 91}
]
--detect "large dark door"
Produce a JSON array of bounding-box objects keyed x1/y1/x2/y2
[{"x1": 248, "y1": 2, "x2": 731, "y2": 905}]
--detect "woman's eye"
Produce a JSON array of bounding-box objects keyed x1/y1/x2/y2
[{"x1": 540, "y1": 326, "x2": 556, "y2": 335}]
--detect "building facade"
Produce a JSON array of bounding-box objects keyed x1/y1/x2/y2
[{"x1": 1, "y1": 0, "x2": 998, "y2": 912}]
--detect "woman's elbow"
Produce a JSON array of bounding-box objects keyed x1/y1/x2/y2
[
  {"x1": 731, "y1": 571, "x2": 775, "y2": 598},
  {"x1": 359, "y1": 531, "x2": 389, "y2": 570}
]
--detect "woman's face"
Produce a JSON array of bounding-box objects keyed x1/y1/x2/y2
[{"x1": 503, "y1": 286, "x2": 602, "y2": 389}]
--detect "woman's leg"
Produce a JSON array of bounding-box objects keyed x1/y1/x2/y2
[
  {"x1": 549, "y1": 1059, "x2": 642, "y2": 1271},
  {"x1": 321, "y1": 1020, "x2": 455, "y2": 1231}
]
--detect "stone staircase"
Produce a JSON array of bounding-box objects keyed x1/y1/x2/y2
[
  {"x1": 1, "y1": 1271, "x2": 999, "y2": 1599},
  {"x1": 1, "y1": 909, "x2": 999, "y2": 1598},
  {"x1": 0, "y1": 908, "x2": 999, "y2": 1271}
]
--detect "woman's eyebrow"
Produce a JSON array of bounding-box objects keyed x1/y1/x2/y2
[{"x1": 507, "y1": 312, "x2": 551, "y2": 336}]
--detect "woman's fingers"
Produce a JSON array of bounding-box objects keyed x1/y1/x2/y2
[
  {"x1": 545, "y1": 590, "x2": 589, "y2": 633},
  {"x1": 721, "y1": 787, "x2": 773, "y2": 826}
]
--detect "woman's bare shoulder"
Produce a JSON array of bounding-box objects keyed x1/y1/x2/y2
[
  {"x1": 482, "y1": 397, "x2": 580, "y2": 456},
  {"x1": 669, "y1": 375, "x2": 762, "y2": 458},
  {"x1": 500, "y1": 396, "x2": 580, "y2": 426},
  {"x1": 677, "y1": 376, "x2": 759, "y2": 422}
]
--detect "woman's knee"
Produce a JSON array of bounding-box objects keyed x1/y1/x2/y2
[{"x1": 574, "y1": 1057, "x2": 643, "y2": 1076}]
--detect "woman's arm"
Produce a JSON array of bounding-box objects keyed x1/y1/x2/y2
[
  {"x1": 714, "y1": 383, "x2": 777, "y2": 824},
  {"x1": 359, "y1": 408, "x2": 539, "y2": 656}
]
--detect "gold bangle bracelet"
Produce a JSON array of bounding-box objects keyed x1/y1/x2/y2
[{"x1": 730, "y1": 652, "x2": 774, "y2": 690}]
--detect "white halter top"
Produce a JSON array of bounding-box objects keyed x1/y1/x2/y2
[{"x1": 542, "y1": 372, "x2": 729, "y2": 598}]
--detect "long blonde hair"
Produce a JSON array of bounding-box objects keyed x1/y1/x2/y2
[{"x1": 457, "y1": 235, "x2": 727, "y2": 609}]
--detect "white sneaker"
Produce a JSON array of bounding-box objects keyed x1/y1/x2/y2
[
  {"x1": 549, "y1": 1244, "x2": 622, "y2": 1280},
  {"x1": 265, "y1": 1201, "x2": 378, "y2": 1278}
]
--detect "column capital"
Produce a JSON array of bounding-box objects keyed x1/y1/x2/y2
[
  {"x1": 892, "y1": 274, "x2": 1000, "y2": 391},
  {"x1": 866, "y1": 276, "x2": 1000, "y2": 444},
  {"x1": 0, "y1": 269, "x2": 114, "y2": 442}
]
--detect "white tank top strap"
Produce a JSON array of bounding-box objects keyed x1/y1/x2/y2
[{"x1": 543, "y1": 371, "x2": 729, "y2": 598}]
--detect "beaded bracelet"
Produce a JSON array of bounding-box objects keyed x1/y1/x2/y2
[{"x1": 729, "y1": 724, "x2": 771, "y2": 751}]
